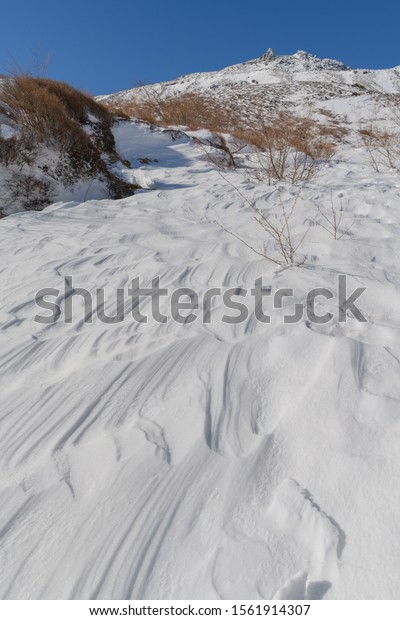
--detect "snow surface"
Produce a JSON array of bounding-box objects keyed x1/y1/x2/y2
[{"x1": 2, "y1": 53, "x2": 400, "y2": 600}]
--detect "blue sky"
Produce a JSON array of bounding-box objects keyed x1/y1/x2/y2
[{"x1": 1, "y1": 0, "x2": 399, "y2": 95}]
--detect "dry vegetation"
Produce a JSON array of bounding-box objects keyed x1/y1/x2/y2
[
  {"x1": 217, "y1": 185, "x2": 310, "y2": 267},
  {"x1": 235, "y1": 112, "x2": 337, "y2": 183},
  {"x1": 314, "y1": 193, "x2": 354, "y2": 240},
  {"x1": 360, "y1": 123, "x2": 400, "y2": 173},
  {"x1": 109, "y1": 89, "x2": 340, "y2": 184},
  {"x1": 110, "y1": 86, "x2": 240, "y2": 133},
  {"x1": 105, "y1": 89, "x2": 357, "y2": 265},
  {"x1": 359, "y1": 97, "x2": 400, "y2": 173},
  {"x1": 112, "y1": 88, "x2": 345, "y2": 265},
  {"x1": 0, "y1": 75, "x2": 138, "y2": 214}
]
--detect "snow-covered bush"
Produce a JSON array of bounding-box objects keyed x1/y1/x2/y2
[
  {"x1": 5, "y1": 172, "x2": 55, "y2": 211},
  {"x1": 0, "y1": 76, "x2": 139, "y2": 215}
]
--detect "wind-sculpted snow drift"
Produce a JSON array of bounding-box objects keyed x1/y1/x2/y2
[{"x1": 1, "y1": 53, "x2": 400, "y2": 600}]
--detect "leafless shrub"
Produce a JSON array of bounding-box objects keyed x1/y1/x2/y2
[
  {"x1": 207, "y1": 134, "x2": 237, "y2": 168},
  {"x1": 0, "y1": 135, "x2": 19, "y2": 166},
  {"x1": 217, "y1": 182, "x2": 309, "y2": 266},
  {"x1": 237, "y1": 112, "x2": 336, "y2": 184},
  {"x1": 314, "y1": 194, "x2": 354, "y2": 240},
  {"x1": 194, "y1": 132, "x2": 244, "y2": 169},
  {"x1": 5, "y1": 172, "x2": 55, "y2": 210},
  {"x1": 0, "y1": 132, "x2": 38, "y2": 168},
  {"x1": 8, "y1": 46, "x2": 52, "y2": 79},
  {"x1": 382, "y1": 94, "x2": 400, "y2": 130},
  {"x1": 360, "y1": 123, "x2": 400, "y2": 173}
]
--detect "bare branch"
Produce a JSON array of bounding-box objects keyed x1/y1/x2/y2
[
  {"x1": 216, "y1": 179, "x2": 309, "y2": 267},
  {"x1": 314, "y1": 193, "x2": 354, "y2": 240}
]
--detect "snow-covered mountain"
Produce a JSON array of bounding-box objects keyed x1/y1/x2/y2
[
  {"x1": 101, "y1": 49, "x2": 400, "y2": 119},
  {"x1": 2, "y1": 52, "x2": 400, "y2": 600}
]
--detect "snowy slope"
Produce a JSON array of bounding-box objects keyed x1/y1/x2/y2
[
  {"x1": 2, "y1": 49, "x2": 400, "y2": 600},
  {"x1": 100, "y1": 49, "x2": 400, "y2": 122},
  {"x1": 2, "y1": 118, "x2": 400, "y2": 600}
]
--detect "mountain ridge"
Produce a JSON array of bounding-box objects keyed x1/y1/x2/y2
[
  {"x1": 98, "y1": 49, "x2": 400, "y2": 130},
  {"x1": 99, "y1": 49, "x2": 400, "y2": 121}
]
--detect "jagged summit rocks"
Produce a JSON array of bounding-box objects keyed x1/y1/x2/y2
[
  {"x1": 256, "y1": 48, "x2": 349, "y2": 71},
  {"x1": 259, "y1": 48, "x2": 276, "y2": 62}
]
